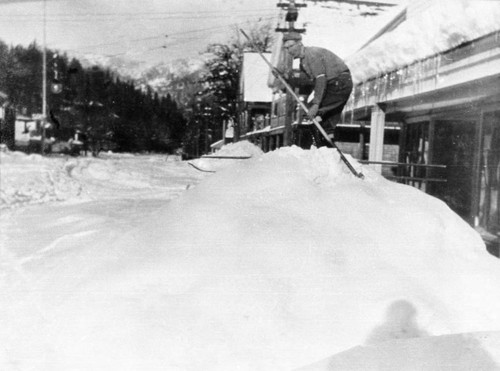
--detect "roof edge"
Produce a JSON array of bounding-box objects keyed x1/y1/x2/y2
[{"x1": 357, "y1": 6, "x2": 407, "y2": 52}]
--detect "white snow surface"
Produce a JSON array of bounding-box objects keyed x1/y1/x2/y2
[
  {"x1": 299, "y1": 1, "x2": 407, "y2": 60},
  {"x1": 189, "y1": 140, "x2": 265, "y2": 173},
  {"x1": 1, "y1": 141, "x2": 500, "y2": 370},
  {"x1": 0, "y1": 151, "x2": 201, "y2": 208}
]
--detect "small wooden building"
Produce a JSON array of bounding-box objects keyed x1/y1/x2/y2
[{"x1": 237, "y1": 52, "x2": 274, "y2": 148}]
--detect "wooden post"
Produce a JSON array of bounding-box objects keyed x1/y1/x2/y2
[
  {"x1": 471, "y1": 110, "x2": 485, "y2": 226},
  {"x1": 427, "y1": 118, "x2": 435, "y2": 165},
  {"x1": 196, "y1": 125, "x2": 200, "y2": 158},
  {"x1": 283, "y1": 54, "x2": 294, "y2": 146},
  {"x1": 359, "y1": 121, "x2": 366, "y2": 160},
  {"x1": 426, "y1": 118, "x2": 436, "y2": 189},
  {"x1": 398, "y1": 120, "x2": 407, "y2": 179},
  {"x1": 204, "y1": 118, "x2": 209, "y2": 154},
  {"x1": 296, "y1": 100, "x2": 303, "y2": 148},
  {"x1": 369, "y1": 105, "x2": 386, "y2": 173},
  {"x1": 235, "y1": 112, "x2": 242, "y2": 142},
  {"x1": 222, "y1": 119, "x2": 227, "y2": 145}
]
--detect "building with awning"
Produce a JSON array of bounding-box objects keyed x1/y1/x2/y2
[
  {"x1": 235, "y1": 0, "x2": 500, "y2": 254},
  {"x1": 237, "y1": 52, "x2": 274, "y2": 147},
  {"x1": 343, "y1": 0, "x2": 500, "y2": 255}
]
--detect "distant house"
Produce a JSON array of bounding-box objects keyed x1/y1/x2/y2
[
  {"x1": 343, "y1": 0, "x2": 500, "y2": 255},
  {"x1": 1, "y1": 93, "x2": 55, "y2": 153},
  {"x1": 14, "y1": 113, "x2": 56, "y2": 153},
  {"x1": 14, "y1": 115, "x2": 38, "y2": 148}
]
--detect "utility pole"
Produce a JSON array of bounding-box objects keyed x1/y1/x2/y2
[
  {"x1": 275, "y1": 0, "x2": 306, "y2": 146},
  {"x1": 41, "y1": 0, "x2": 47, "y2": 155}
]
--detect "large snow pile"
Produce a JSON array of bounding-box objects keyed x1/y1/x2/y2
[
  {"x1": 214, "y1": 140, "x2": 265, "y2": 158},
  {"x1": 299, "y1": 331, "x2": 500, "y2": 370},
  {"x1": 346, "y1": 1, "x2": 500, "y2": 83},
  {"x1": 1, "y1": 142, "x2": 500, "y2": 370}
]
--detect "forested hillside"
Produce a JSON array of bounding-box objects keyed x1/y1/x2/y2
[{"x1": 0, "y1": 40, "x2": 186, "y2": 154}]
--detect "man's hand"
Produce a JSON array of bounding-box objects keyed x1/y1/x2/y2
[
  {"x1": 272, "y1": 67, "x2": 291, "y2": 80},
  {"x1": 308, "y1": 104, "x2": 319, "y2": 119}
]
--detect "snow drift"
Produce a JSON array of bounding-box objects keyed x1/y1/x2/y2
[
  {"x1": 1, "y1": 143, "x2": 500, "y2": 370},
  {"x1": 298, "y1": 331, "x2": 500, "y2": 371},
  {"x1": 0, "y1": 151, "x2": 202, "y2": 208}
]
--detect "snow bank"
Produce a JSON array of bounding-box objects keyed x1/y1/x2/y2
[
  {"x1": 0, "y1": 151, "x2": 82, "y2": 208},
  {"x1": 214, "y1": 140, "x2": 265, "y2": 158},
  {"x1": 3, "y1": 144, "x2": 499, "y2": 370},
  {"x1": 346, "y1": 1, "x2": 500, "y2": 83},
  {"x1": 189, "y1": 140, "x2": 264, "y2": 173},
  {"x1": 0, "y1": 151, "x2": 200, "y2": 208},
  {"x1": 299, "y1": 331, "x2": 500, "y2": 370},
  {"x1": 134, "y1": 146, "x2": 500, "y2": 369}
]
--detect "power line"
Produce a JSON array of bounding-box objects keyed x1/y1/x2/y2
[
  {"x1": 86, "y1": 15, "x2": 279, "y2": 58},
  {"x1": 59, "y1": 15, "x2": 278, "y2": 52},
  {"x1": 0, "y1": 8, "x2": 278, "y2": 16},
  {"x1": 0, "y1": 8, "x2": 278, "y2": 19},
  {"x1": 5, "y1": 14, "x2": 277, "y2": 23}
]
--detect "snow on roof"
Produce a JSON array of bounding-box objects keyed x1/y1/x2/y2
[
  {"x1": 345, "y1": 1, "x2": 500, "y2": 84},
  {"x1": 241, "y1": 52, "x2": 273, "y2": 103},
  {"x1": 210, "y1": 139, "x2": 224, "y2": 149},
  {"x1": 266, "y1": 1, "x2": 406, "y2": 90},
  {"x1": 15, "y1": 115, "x2": 34, "y2": 121},
  {"x1": 297, "y1": 1, "x2": 407, "y2": 59}
]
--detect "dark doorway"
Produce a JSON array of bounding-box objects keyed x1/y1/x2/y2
[
  {"x1": 478, "y1": 113, "x2": 500, "y2": 241},
  {"x1": 429, "y1": 120, "x2": 476, "y2": 221}
]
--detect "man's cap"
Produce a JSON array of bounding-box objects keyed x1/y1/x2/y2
[{"x1": 282, "y1": 32, "x2": 302, "y2": 42}]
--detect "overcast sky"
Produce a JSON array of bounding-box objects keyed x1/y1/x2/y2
[{"x1": 0, "y1": 0, "x2": 404, "y2": 69}]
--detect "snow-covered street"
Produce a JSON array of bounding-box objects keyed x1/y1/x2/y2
[
  {"x1": 1, "y1": 142, "x2": 500, "y2": 370},
  {"x1": 1, "y1": 151, "x2": 207, "y2": 369}
]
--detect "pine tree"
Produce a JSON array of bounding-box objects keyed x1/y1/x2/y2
[{"x1": 0, "y1": 38, "x2": 195, "y2": 154}]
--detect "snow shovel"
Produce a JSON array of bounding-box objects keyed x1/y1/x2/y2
[{"x1": 239, "y1": 29, "x2": 364, "y2": 179}]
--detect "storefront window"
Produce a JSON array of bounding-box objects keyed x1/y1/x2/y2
[{"x1": 479, "y1": 113, "x2": 500, "y2": 235}]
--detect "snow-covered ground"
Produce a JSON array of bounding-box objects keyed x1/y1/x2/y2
[{"x1": 1, "y1": 141, "x2": 500, "y2": 370}]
